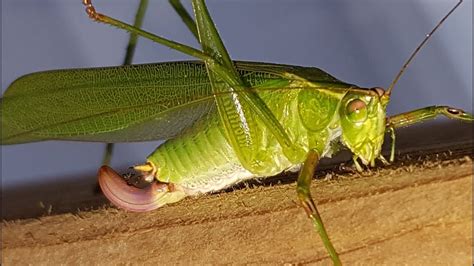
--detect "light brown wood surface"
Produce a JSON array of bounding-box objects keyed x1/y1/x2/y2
[{"x1": 2, "y1": 154, "x2": 472, "y2": 265}]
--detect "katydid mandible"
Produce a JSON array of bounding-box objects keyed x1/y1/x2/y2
[{"x1": 1, "y1": 0, "x2": 472, "y2": 264}]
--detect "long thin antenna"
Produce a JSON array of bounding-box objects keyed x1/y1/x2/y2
[{"x1": 386, "y1": 0, "x2": 463, "y2": 95}]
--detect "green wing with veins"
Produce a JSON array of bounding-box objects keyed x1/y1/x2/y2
[{"x1": 1, "y1": 61, "x2": 349, "y2": 145}]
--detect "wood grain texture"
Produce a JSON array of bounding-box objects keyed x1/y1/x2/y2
[{"x1": 2, "y1": 152, "x2": 472, "y2": 265}]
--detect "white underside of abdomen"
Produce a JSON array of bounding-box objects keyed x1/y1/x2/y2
[
  {"x1": 181, "y1": 126, "x2": 342, "y2": 196},
  {"x1": 180, "y1": 162, "x2": 257, "y2": 195}
]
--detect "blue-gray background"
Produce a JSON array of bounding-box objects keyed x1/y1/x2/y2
[{"x1": 2, "y1": 0, "x2": 472, "y2": 189}]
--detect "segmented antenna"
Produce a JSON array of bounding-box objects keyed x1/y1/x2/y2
[{"x1": 386, "y1": 0, "x2": 463, "y2": 95}]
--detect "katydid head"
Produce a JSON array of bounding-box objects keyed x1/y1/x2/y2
[
  {"x1": 339, "y1": 88, "x2": 388, "y2": 166},
  {"x1": 341, "y1": 0, "x2": 468, "y2": 167}
]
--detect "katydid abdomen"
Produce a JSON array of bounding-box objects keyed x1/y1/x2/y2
[{"x1": 148, "y1": 85, "x2": 343, "y2": 194}]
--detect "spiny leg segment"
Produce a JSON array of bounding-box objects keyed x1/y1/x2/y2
[
  {"x1": 169, "y1": 0, "x2": 199, "y2": 39},
  {"x1": 388, "y1": 106, "x2": 473, "y2": 128},
  {"x1": 297, "y1": 149, "x2": 341, "y2": 265},
  {"x1": 82, "y1": 0, "x2": 211, "y2": 61},
  {"x1": 82, "y1": 0, "x2": 305, "y2": 169},
  {"x1": 387, "y1": 106, "x2": 473, "y2": 160}
]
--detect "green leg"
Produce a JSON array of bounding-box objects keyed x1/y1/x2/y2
[
  {"x1": 83, "y1": 0, "x2": 304, "y2": 172},
  {"x1": 387, "y1": 126, "x2": 396, "y2": 163},
  {"x1": 378, "y1": 154, "x2": 390, "y2": 165},
  {"x1": 297, "y1": 149, "x2": 341, "y2": 265},
  {"x1": 169, "y1": 0, "x2": 198, "y2": 40},
  {"x1": 388, "y1": 106, "x2": 473, "y2": 129},
  {"x1": 385, "y1": 106, "x2": 473, "y2": 166},
  {"x1": 382, "y1": 105, "x2": 474, "y2": 167},
  {"x1": 122, "y1": 0, "x2": 148, "y2": 66},
  {"x1": 191, "y1": 0, "x2": 305, "y2": 173},
  {"x1": 101, "y1": 0, "x2": 148, "y2": 166},
  {"x1": 102, "y1": 142, "x2": 114, "y2": 166},
  {"x1": 83, "y1": 0, "x2": 211, "y2": 61},
  {"x1": 352, "y1": 156, "x2": 363, "y2": 172}
]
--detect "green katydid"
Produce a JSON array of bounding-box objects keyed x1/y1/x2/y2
[{"x1": 1, "y1": 0, "x2": 472, "y2": 264}]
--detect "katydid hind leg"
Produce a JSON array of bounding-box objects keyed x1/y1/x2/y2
[
  {"x1": 169, "y1": 0, "x2": 199, "y2": 40},
  {"x1": 122, "y1": 0, "x2": 149, "y2": 66},
  {"x1": 297, "y1": 149, "x2": 341, "y2": 265},
  {"x1": 82, "y1": 0, "x2": 277, "y2": 173},
  {"x1": 191, "y1": 0, "x2": 276, "y2": 173},
  {"x1": 82, "y1": 0, "x2": 211, "y2": 61},
  {"x1": 83, "y1": 0, "x2": 304, "y2": 173},
  {"x1": 192, "y1": 0, "x2": 305, "y2": 174}
]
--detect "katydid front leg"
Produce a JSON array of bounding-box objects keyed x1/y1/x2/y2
[
  {"x1": 386, "y1": 106, "x2": 473, "y2": 161},
  {"x1": 297, "y1": 149, "x2": 341, "y2": 265},
  {"x1": 388, "y1": 106, "x2": 473, "y2": 128}
]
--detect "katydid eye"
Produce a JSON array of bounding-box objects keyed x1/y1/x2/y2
[{"x1": 346, "y1": 99, "x2": 367, "y2": 123}]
